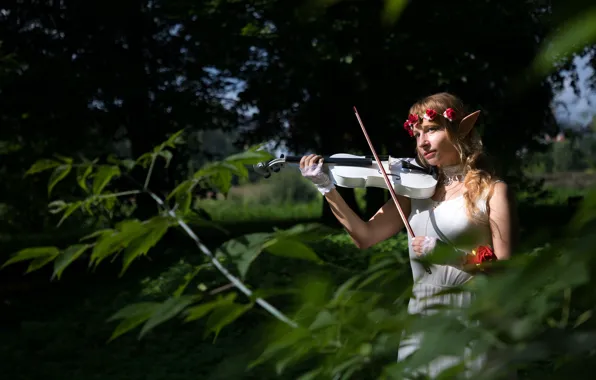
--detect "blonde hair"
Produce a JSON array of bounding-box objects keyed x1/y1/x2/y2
[{"x1": 408, "y1": 92, "x2": 498, "y2": 224}]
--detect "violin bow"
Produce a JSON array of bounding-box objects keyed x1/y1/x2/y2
[{"x1": 352, "y1": 106, "x2": 415, "y2": 238}]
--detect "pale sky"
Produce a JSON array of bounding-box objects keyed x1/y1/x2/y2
[{"x1": 552, "y1": 53, "x2": 595, "y2": 128}]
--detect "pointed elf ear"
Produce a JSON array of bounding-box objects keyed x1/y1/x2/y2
[{"x1": 458, "y1": 110, "x2": 481, "y2": 136}]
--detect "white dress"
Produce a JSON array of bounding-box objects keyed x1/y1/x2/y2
[{"x1": 397, "y1": 193, "x2": 493, "y2": 377}]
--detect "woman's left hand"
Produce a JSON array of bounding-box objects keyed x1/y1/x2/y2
[{"x1": 412, "y1": 236, "x2": 437, "y2": 256}]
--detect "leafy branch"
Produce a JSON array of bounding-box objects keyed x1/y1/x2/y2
[{"x1": 2, "y1": 129, "x2": 314, "y2": 333}]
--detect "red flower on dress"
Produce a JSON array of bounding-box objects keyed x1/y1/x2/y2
[{"x1": 463, "y1": 245, "x2": 498, "y2": 272}]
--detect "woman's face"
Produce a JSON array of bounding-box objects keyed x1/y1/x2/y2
[{"x1": 413, "y1": 119, "x2": 460, "y2": 167}]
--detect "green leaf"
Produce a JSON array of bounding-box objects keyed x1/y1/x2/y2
[
  {"x1": 381, "y1": 0, "x2": 408, "y2": 26},
  {"x1": 215, "y1": 233, "x2": 273, "y2": 279},
  {"x1": 184, "y1": 293, "x2": 237, "y2": 322},
  {"x1": 532, "y1": 7, "x2": 596, "y2": 78},
  {"x1": 224, "y1": 149, "x2": 273, "y2": 165},
  {"x1": 25, "y1": 159, "x2": 61, "y2": 176},
  {"x1": 163, "y1": 129, "x2": 185, "y2": 148},
  {"x1": 2, "y1": 247, "x2": 60, "y2": 268},
  {"x1": 120, "y1": 159, "x2": 136, "y2": 171},
  {"x1": 48, "y1": 165, "x2": 72, "y2": 196},
  {"x1": 26, "y1": 255, "x2": 59, "y2": 274},
  {"x1": 274, "y1": 223, "x2": 335, "y2": 242},
  {"x1": 76, "y1": 163, "x2": 94, "y2": 192},
  {"x1": 48, "y1": 200, "x2": 67, "y2": 214},
  {"x1": 173, "y1": 263, "x2": 212, "y2": 298},
  {"x1": 204, "y1": 303, "x2": 252, "y2": 341},
  {"x1": 92, "y1": 165, "x2": 121, "y2": 194},
  {"x1": 89, "y1": 220, "x2": 146, "y2": 267},
  {"x1": 157, "y1": 150, "x2": 173, "y2": 167},
  {"x1": 263, "y1": 238, "x2": 322, "y2": 263},
  {"x1": 167, "y1": 180, "x2": 198, "y2": 215},
  {"x1": 139, "y1": 295, "x2": 197, "y2": 339},
  {"x1": 185, "y1": 211, "x2": 228, "y2": 234},
  {"x1": 574, "y1": 310, "x2": 593, "y2": 328},
  {"x1": 57, "y1": 201, "x2": 82, "y2": 227},
  {"x1": 52, "y1": 244, "x2": 90, "y2": 280},
  {"x1": 107, "y1": 302, "x2": 161, "y2": 342},
  {"x1": 136, "y1": 152, "x2": 153, "y2": 168},
  {"x1": 309, "y1": 309, "x2": 337, "y2": 330},
  {"x1": 249, "y1": 327, "x2": 310, "y2": 369},
  {"x1": 119, "y1": 217, "x2": 171, "y2": 276}
]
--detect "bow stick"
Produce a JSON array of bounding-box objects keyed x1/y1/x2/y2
[{"x1": 352, "y1": 106, "x2": 415, "y2": 238}]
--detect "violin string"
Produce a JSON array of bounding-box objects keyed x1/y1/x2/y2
[{"x1": 352, "y1": 107, "x2": 415, "y2": 238}]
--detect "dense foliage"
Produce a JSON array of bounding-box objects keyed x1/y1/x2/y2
[{"x1": 2, "y1": 133, "x2": 596, "y2": 379}]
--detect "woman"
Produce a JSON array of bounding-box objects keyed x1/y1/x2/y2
[{"x1": 299, "y1": 92, "x2": 518, "y2": 377}]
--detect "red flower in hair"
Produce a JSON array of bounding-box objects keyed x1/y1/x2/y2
[
  {"x1": 423, "y1": 109, "x2": 438, "y2": 121},
  {"x1": 403, "y1": 114, "x2": 419, "y2": 137},
  {"x1": 443, "y1": 108, "x2": 456, "y2": 122},
  {"x1": 403, "y1": 122, "x2": 414, "y2": 137}
]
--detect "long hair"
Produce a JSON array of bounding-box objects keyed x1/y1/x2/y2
[{"x1": 408, "y1": 92, "x2": 498, "y2": 224}]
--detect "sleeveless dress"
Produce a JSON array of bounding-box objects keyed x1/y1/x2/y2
[{"x1": 397, "y1": 192, "x2": 493, "y2": 377}]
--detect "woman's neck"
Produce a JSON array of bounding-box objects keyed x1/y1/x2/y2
[{"x1": 439, "y1": 163, "x2": 465, "y2": 186}]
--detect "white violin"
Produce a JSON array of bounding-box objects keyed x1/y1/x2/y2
[{"x1": 253, "y1": 153, "x2": 438, "y2": 199}]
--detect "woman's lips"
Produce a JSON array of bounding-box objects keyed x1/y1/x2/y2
[{"x1": 423, "y1": 151, "x2": 436, "y2": 159}]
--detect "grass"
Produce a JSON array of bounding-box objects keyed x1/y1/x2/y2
[{"x1": 196, "y1": 198, "x2": 322, "y2": 222}]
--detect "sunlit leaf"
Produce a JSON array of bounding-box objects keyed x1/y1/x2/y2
[
  {"x1": 48, "y1": 200, "x2": 67, "y2": 214},
  {"x1": 381, "y1": 0, "x2": 408, "y2": 26},
  {"x1": 167, "y1": 180, "x2": 198, "y2": 215},
  {"x1": 273, "y1": 223, "x2": 335, "y2": 242},
  {"x1": 308, "y1": 309, "x2": 336, "y2": 330},
  {"x1": 157, "y1": 150, "x2": 173, "y2": 167},
  {"x1": 263, "y1": 238, "x2": 323, "y2": 263},
  {"x1": 119, "y1": 159, "x2": 136, "y2": 171},
  {"x1": 532, "y1": 7, "x2": 596, "y2": 77},
  {"x1": 52, "y1": 244, "x2": 90, "y2": 280},
  {"x1": 173, "y1": 263, "x2": 212, "y2": 298},
  {"x1": 224, "y1": 149, "x2": 274, "y2": 165},
  {"x1": 574, "y1": 310, "x2": 593, "y2": 328},
  {"x1": 57, "y1": 201, "x2": 82, "y2": 227},
  {"x1": 2, "y1": 246, "x2": 60, "y2": 268},
  {"x1": 249, "y1": 327, "x2": 310, "y2": 369},
  {"x1": 184, "y1": 211, "x2": 228, "y2": 234},
  {"x1": 90, "y1": 220, "x2": 146, "y2": 267},
  {"x1": 92, "y1": 165, "x2": 121, "y2": 194},
  {"x1": 107, "y1": 302, "x2": 161, "y2": 342},
  {"x1": 163, "y1": 129, "x2": 185, "y2": 148},
  {"x1": 215, "y1": 232, "x2": 272, "y2": 279},
  {"x1": 184, "y1": 293, "x2": 237, "y2": 322},
  {"x1": 25, "y1": 159, "x2": 61, "y2": 176},
  {"x1": 48, "y1": 165, "x2": 72, "y2": 195},
  {"x1": 26, "y1": 255, "x2": 59, "y2": 274},
  {"x1": 204, "y1": 302, "x2": 252, "y2": 341},
  {"x1": 119, "y1": 216, "x2": 171, "y2": 276},
  {"x1": 76, "y1": 163, "x2": 94, "y2": 192},
  {"x1": 139, "y1": 295, "x2": 198, "y2": 339}
]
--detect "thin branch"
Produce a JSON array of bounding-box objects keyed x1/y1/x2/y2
[
  {"x1": 144, "y1": 154, "x2": 157, "y2": 190},
  {"x1": 145, "y1": 190, "x2": 298, "y2": 328}
]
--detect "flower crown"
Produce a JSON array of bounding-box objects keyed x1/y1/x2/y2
[{"x1": 403, "y1": 108, "x2": 456, "y2": 137}]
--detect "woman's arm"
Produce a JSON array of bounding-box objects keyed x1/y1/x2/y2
[
  {"x1": 325, "y1": 189, "x2": 410, "y2": 250},
  {"x1": 488, "y1": 181, "x2": 519, "y2": 260}
]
